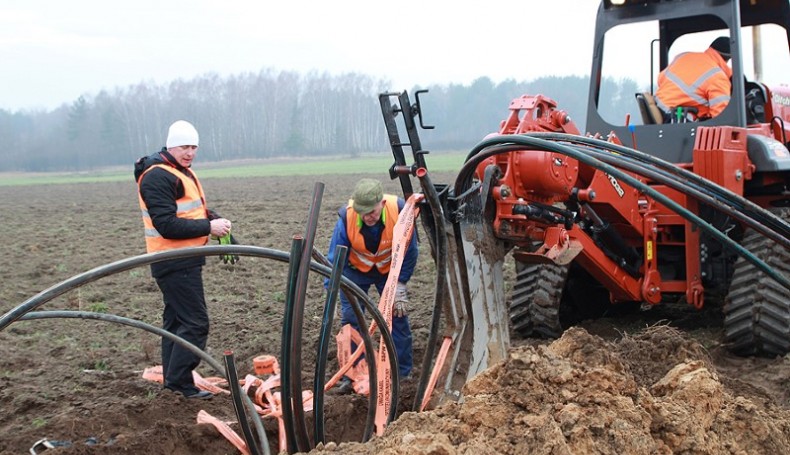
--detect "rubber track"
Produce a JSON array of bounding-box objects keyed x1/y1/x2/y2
[
  {"x1": 509, "y1": 262, "x2": 568, "y2": 339},
  {"x1": 723, "y1": 208, "x2": 790, "y2": 357}
]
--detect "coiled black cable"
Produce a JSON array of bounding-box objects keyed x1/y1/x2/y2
[{"x1": 453, "y1": 135, "x2": 789, "y2": 290}]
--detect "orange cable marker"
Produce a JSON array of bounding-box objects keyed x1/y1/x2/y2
[
  {"x1": 374, "y1": 193, "x2": 422, "y2": 435},
  {"x1": 420, "y1": 337, "x2": 452, "y2": 411},
  {"x1": 196, "y1": 410, "x2": 250, "y2": 455}
]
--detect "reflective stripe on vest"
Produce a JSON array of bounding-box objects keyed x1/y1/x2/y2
[
  {"x1": 138, "y1": 164, "x2": 209, "y2": 253},
  {"x1": 346, "y1": 194, "x2": 399, "y2": 274}
]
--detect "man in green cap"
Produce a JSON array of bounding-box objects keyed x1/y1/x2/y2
[{"x1": 326, "y1": 178, "x2": 419, "y2": 392}]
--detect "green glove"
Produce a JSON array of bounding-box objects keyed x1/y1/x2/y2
[{"x1": 216, "y1": 233, "x2": 240, "y2": 264}]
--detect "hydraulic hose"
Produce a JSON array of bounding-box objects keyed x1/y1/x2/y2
[
  {"x1": 454, "y1": 144, "x2": 526, "y2": 198},
  {"x1": 458, "y1": 135, "x2": 790, "y2": 291},
  {"x1": 460, "y1": 135, "x2": 787, "y2": 243},
  {"x1": 413, "y1": 168, "x2": 450, "y2": 412},
  {"x1": 533, "y1": 132, "x2": 790, "y2": 241},
  {"x1": 576, "y1": 144, "x2": 790, "y2": 249},
  {"x1": 557, "y1": 133, "x2": 789, "y2": 239}
]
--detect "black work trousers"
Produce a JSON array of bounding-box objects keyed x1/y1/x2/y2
[{"x1": 155, "y1": 265, "x2": 209, "y2": 394}]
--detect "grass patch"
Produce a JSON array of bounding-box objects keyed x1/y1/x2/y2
[
  {"x1": 31, "y1": 417, "x2": 47, "y2": 428},
  {"x1": 0, "y1": 152, "x2": 467, "y2": 186},
  {"x1": 86, "y1": 302, "x2": 109, "y2": 313},
  {"x1": 0, "y1": 170, "x2": 130, "y2": 186}
]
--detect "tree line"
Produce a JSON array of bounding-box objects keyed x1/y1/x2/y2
[{"x1": 0, "y1": 69, "x2": 641, "y2": 173}]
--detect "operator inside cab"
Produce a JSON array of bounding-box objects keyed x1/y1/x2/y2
[{"x1": 655, "y1": 36, "x2": 732, "y2": 123}]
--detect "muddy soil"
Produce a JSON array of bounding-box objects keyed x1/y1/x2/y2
[{"x1": 1, "y1": 173, "x2": 788, "y2": 454}]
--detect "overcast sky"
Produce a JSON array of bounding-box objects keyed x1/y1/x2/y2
[{"x1": 0, "y1": 0, "x2": 601, "y2": 111}]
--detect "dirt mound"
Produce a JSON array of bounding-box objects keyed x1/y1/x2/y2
[{"x1": 322, "y1": 326, "x2": 790, "y2": 455}]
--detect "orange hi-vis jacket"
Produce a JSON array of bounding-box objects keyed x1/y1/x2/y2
[
  {"x1": 655, "y1": 47, "x2": 733, "y2": 119},
  {"x1": 138, "y1": 164, "x2": 209, "y2": 253},
  {"x1": 345, "y1": 194, "x2": 399, "y2": 274}
]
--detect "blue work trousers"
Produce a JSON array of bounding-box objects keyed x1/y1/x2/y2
[{"x1": 339, "y1": 267, "x2": 413, "y2": 378}]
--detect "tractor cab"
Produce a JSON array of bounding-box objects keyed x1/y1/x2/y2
[{"x1": 585, "y1": 0, "x2": 790, "y2": 164}]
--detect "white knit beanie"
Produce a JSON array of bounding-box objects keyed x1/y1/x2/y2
[{"x1": 166, "y1": 120, "x2": 199, "y2": 148}]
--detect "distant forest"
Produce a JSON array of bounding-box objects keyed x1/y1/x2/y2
[{"x1": 0, "y1": 70, "x2": 641, "y2": 172}]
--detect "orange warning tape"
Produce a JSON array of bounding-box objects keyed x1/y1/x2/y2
[
  {"x1": 420, "y1": 336, "x2": 452, "y2": 411},
  {"x1": 238, "y1": 371, "x2": 313, "y2": 454},
  {"x1": 196, "y1": 410, "x2": 250, "y2": 455},
  {"x1": 253, "y1": 355, "x2": 280, "y2": 375},
  {"x1": 141, "y1": 365, "x2": 230, "y2": 395},
  {"x1": 373, "y1": 193, "x2": 422, "y2": 435}
]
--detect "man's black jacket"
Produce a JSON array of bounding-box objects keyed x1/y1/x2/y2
[{"x1": 135, "y1": 149, "x2": 218, "y2": 278}]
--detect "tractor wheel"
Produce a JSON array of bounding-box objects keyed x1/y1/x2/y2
[
  {"x1": 509, "y1": 261, "x2": 567, "y2": 339},
  {"x1": 723, "y1": 208, "x2": 790, "y2": 357}
]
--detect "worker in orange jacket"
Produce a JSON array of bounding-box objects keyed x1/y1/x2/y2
[
  {"x1": 655, "y1": 36, "x2": 733, "y2": 121},
  {"x1": 135, "y1": 120, "x2": 234, "y2": 400},
  {"x1": 326, "y1": 178, "x2": 419, "y2": 393}
]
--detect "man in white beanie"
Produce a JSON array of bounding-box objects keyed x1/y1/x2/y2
[{"x1": 133, "y1": 120, "x2": 234, "y2": 400}]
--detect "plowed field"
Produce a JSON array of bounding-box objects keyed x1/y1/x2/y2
[{"x1": 1, "y1": 173, "x2": 788, "y2": 454}]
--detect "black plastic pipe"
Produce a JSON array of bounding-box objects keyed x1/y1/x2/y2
[
  {"x1": 0, "y1": 245, "x2": 384, "y2": 455},
  {"x1": 412, "y1": 168, "x2": 450, "y2": 411},
  {"x1": 310, "y1": 248, "x2": 382, "y2": 440},
  {"x1": 290, "y1": 182, "x2": 325, "y2": 452},
  {"x1": 280, "y1": 237, "x2": 303, "y2": 454},
  {"x1": 533, "y1": 132, "x2": 790, "y2": 241},
  {"x1": 458, "y1": 134, "x2": 788, "y2": 243},
  {"x1": 313, "y1": 245, "x2": 348, "y2": 444},
  {"x1": 16, "y1": 310, "x2": 271, "y2": 455},
  {"x1": 578, "y1": 145, "x2": 790, "y2": 250},
  {"x1": 224, "y1": 350, "x2": 261, "y2": 455},
  {"x1": 0, "y1": 244, "x2": 397, "y2": 447},
  {"x1": 311, "y1": 247, "x2": 400, "y2": 440},
  {"x1": 455, "y1": 135, "x2": 790, "y2": 291},
  {"x1": 0, "y1": 245, "x2": 367, "y2": 334},
  {"x1": 338, "y1": 289, "x2": 382, "y2": 442}
]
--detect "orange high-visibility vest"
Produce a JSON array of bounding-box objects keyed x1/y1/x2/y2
[
  {"x1": 655, "y1": 47, "x2": 732, "y2": 119},
  {"x1": 346, "y1": 194, "x2": 399, "y2": 274},
  {"x1": 138, "y1": 164, "x2": 209, "y2": 253}
]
